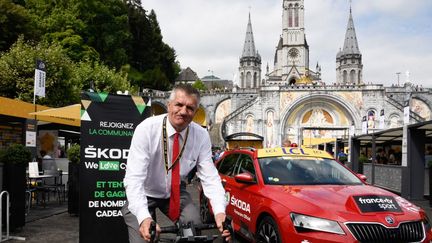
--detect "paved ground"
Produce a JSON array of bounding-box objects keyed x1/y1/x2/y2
[
  {"x1": 5, "y1": 184, "x2": 432, "y2": 243},
  {"x1": 6, "y1": 183, "x2": 229, "y2": 243}
]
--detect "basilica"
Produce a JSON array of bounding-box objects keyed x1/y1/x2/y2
[{"x1": 197, "y1": 0, "x2": 432, "y2": 149}]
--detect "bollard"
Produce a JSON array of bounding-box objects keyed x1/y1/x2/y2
[{"x1": 0, "y1": 191, "x2": 26, "y2": 242}]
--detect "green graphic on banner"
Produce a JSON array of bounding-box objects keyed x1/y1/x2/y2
[{"x1": 99, "y1": 161, "x2": 120, "y2": 171}]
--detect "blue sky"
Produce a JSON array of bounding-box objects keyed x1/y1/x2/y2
[{"x1": 142, "y1": 0, "x2": 432, "y2": 87}]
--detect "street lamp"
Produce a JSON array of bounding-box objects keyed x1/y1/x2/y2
[
  {"x1": 208, "y1": 69, "x2": 214, "y2": 89},
  {"x1": 396, "y1": 72, "x2": 401, "y2": 86}
]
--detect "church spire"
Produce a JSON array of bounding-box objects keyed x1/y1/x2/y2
[
  {"x1": 336, "y1": 4, "x2": 363, "y2": 84},
  {"x1": 238, "y1": 12, "x2": 261, "y2": 88},
  {"x1": 342, "y1": 5, "x2": 361, "y2": 55},
  {"x1": 241, "y1": 12, "x2": 257, "y2": 58}
]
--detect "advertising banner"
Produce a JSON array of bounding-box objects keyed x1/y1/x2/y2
[
  {"x1": 361, "y1": 116, "x2": 367, "y2": 134},
  {"x1": 80, "y1": 92, "x2": 151, "y2": 243},
  {"x1": 34, "y1": 59, "x2": 46, "y2": 97}
]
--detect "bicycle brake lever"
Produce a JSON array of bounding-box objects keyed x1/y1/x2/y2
[
  {"x1": 222, "y1": 217, "x2": 234, "y2": 242},
  {"x1": 150, "y1": 221, "x2": 157, "y2": 243}
]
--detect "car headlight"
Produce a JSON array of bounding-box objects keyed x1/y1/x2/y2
[{"x1": 290, "y1": 213, "x2": 345, "y2": 235}]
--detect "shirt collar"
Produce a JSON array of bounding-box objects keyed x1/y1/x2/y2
[{"x1": 166, "y1": 115, "x2": 189, "y2": 139}]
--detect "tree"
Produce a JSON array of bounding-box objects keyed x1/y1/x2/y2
[
  {"x1": 141, "y1": 66, "x2": 171, "y2": 91},
  {"x1": 193, "y1": 79, "x2": 207, "y2": 91},
  {"x1": 0, "y1": 37, "x2": 79, "y2": 106},
  {"x1": 26, "y1": 0, "x2": 127, "y2": 66},
  {"x1": 126, "y1": 3, "x2": 179, "y2": 90},
  {"x1": 1, "y1": 0, "x2": 180, "y2": 96},
  {"x1": 73, "y1": 0, "x2": 130, "y2": 68},
  {"x1": 71, "y1": 61, "x2": 132, "y2": 94},
  {"x1": 0, "y1": 0, "x2": 36, "y2": 52},
  {"x1": 0, "y1": 37, "x2": 130, "y2": 106}
]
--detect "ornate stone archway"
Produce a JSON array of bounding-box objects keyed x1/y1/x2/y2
[{"x1": 279, "y1": 93, "x2": 361, "y2": 145}]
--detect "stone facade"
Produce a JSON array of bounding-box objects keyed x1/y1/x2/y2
[{"x1": 148, "y1": 1, "x2": 432, "y2": 148}]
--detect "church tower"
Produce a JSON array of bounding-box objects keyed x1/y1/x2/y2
[
  {"x1": 336, "y1": 6, "x2": 363, "y2": 84},
  {"x1": 272, "y1": 0, "x2": 310, "y2": 84},
  {"x1": 239, "y1": 13, "x2": 262, "y2": 88}
]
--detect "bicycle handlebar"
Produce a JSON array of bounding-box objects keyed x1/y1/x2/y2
[{"x1": 149, "y1": 217, "x2": 234, "y2": 243}]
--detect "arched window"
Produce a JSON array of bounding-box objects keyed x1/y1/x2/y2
[
  {"x1": 357, "y1": 71, "x2": 361, "y2": 84},
  {"x1": 289, "y1": 77, "x2": 296, "y2": 85},
  {"x1": 288, "y1": 4, "x2": 293, "y2": 27},
  {"x1": 246, "y1": 72, "x2": 252, "y2": 88},
  {"x1": 294, "y1": 4, "x2": 299, "y2": 27},
  {"x1": 350, "y1": 70, "x2": 356, "y2": 83},
  {"x1": 253, "y1": 73, "x2": 258, "y2": 88},
  {"x1": 367, "y1": 110, "x2": 376, "y2": 129},
  {"x1": 240, "y1": 72, "x2": 244, "y2": 88},
  {"x1": 343, "y1": 70, "x2": 348, "y2": 83}
]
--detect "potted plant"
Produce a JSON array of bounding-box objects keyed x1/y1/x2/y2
[
  {"x1": 67, "y1": 144, "x2": 80, "y2": 215},
  {"x1": 358, "y1": 154, "x2": 368, "y2": 174},
  {"x1": 0, "y1": 144, "x2": 31, "y2": 231}
]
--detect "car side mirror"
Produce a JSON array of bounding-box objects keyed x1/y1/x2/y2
[
  {"x1": 234, "y1": 172, "x2": 256, "y2": 184},
  {"x1": 357, "y1": 173, "x2": 367, "y2": 182}
]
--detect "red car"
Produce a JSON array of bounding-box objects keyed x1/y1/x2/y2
[{"x1": 199, "y1": 147, "x2": 432, "y2": 242}]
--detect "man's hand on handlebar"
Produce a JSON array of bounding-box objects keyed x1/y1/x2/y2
[
  {"x1": 140, "y1": 217, "x2": 160, "y2": 242},
  {"x1": 215, "y1": 213, "x2": 231, "y2": 242}
]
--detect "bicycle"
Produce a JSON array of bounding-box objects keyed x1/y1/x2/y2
[{"x1": 150, "y1": 217, "x2": 234, "y2": 243}]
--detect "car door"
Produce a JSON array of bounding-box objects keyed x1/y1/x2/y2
[
  {"x1": 215, "y1": 153, "x2": 241, "y2": 222},
  {"x1": 227, "y1": 152, "x2": 258, "y2": 239}
]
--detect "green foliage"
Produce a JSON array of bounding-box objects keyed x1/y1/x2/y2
[
  {"x1": 0, "y1": 37, "x2": 80, "y2": 106},
  {"x1": 193, "y1": 79, "x2": 207, "y2": 91},
  {"x1": 0, "y1": 144, "x2": 31, "y2": 165},
  {"x1": 0, "y1": 37, "x2": 130, "y2": 106},
  {"x1": 0, "y1": 0, "x2": 180, "y2": 98},
  {"x1": 0, "y1": 0, "x2": 36, "y2": 52},
  {"x1": 141, "y1": 66, "x2": 172, "y2": 91},
  {"x1": 71, "y1": 61, "x2": 131, "y2": 94},
  {"x1": 76, "y1": 0, "x2": 131, "y2": 68},
  {"x1": 67, "y1": 144, "x2": 80, "y2": 164},
  {"x1": 339, "y1": 156, "x2": 348, "y2": 163},
  {"x1": 25, "y1": 0, "x2": 99, "y2": 62},
  {"x1": 359, "y1": 154, "x2": 368, "y2": 164},
  {"x1": 126, "y1": 5, "x2": 178, "y2": 90}
]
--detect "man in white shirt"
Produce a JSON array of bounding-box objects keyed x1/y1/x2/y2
[{"x1": 122, "y1": 84, "x2": 229, "y2": 242}]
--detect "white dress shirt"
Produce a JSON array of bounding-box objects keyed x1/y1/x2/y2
[{"x1": 124, "y1": 114, "x2": 226, "y2": 225}]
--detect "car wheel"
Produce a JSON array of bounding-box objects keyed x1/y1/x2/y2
[
  {"x1": 200, "y1": 193, "x2": 214, "y2": 223},
  {"x1": 256, "y1": 216, "x2": 281, "y2": 243}
]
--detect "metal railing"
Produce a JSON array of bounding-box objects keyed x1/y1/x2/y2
[
  {"x1": 0, "y1": 191, "x2": 9, "y2": 242},
  {"x1": 0, "y1": 191, "x2": 25, "y2": 242},
  {"x1": 386, "y1": 95, "x2": 425, "y2": 123}
]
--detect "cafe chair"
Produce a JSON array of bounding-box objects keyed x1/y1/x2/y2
[
  {"x1": 42, "y1": 169, "x2": 66, "y2": 204},
  {"x1": 27, "y1": 162, "x2": 65, "y2": 206}
]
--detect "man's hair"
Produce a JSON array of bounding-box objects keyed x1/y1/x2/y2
[{"x1": 169, "y1": 84, "x2": 201, "y2": 104}]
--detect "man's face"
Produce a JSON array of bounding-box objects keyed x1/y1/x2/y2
[{"x1": 167, "y1": 90, "x2": 198, "y2": 131}]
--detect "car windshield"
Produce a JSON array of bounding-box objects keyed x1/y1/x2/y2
[{"x1": 258, "y1": 156, "x2": 363, "y2": 185}]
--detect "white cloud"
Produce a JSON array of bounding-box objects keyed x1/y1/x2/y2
[{"x1": 142, "y1": 0, "x2": 432, "y2": 87}]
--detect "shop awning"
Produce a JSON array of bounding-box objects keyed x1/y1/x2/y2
[
  {"x1": 302, "y1": 137, "x2": 336, "y2": 146},
  {"x1": 29, "y1": 104, "x2": 81, "y2": 127}
]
